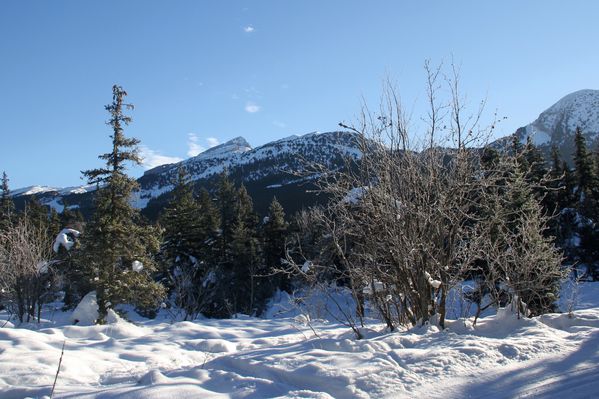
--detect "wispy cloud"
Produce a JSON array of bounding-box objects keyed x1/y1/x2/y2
[
  {"x1": 206, "y1": 137, "x2": 220, "y2": 147},
  {"x1": 187, "y1": 133, "x2": 220, "y2": 157},
  {"x1": 272, "y1": 120, "x2": 287, "y2": 128},
  {"x1": 245, "y1": 102, "x2": 261, "y2": 113},
  {"x1": 139, "y1": 146, "x2": 182, "y2": 170},
  {"x1": 187, "y1": 133, "x2": 205, "y2": 157},
  {"x1": 244, "y1": 25, "x2": 255, "y2": 33}
]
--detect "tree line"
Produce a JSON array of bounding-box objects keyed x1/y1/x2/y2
[{"x1": 1, "y1": 79, "x2": 597, "y2": 329}]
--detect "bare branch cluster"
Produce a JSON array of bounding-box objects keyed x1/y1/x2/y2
[
  {"x1": 283, "y1": 63, "x2": 565, "y2": 334},
  {"x1": 0, "y1": 215, "x2": 55, "y2": 323}
]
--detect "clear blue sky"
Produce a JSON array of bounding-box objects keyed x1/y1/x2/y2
[{"x1": 1, "y1": 1, "x2": 598, "y2": 189}]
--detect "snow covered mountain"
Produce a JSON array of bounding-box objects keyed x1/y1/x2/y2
[
  {"x1": 492, "y1": 89, "x2": 599, "y2": 160},
  {"x1": 12, "y1": 131, "x2": 362, "y2": 218},
  {"x1": 138, "y1": 131, "x2": 361, "y2": 217},
  {"x1": 15, "y1": 90, "x2": 598, "y2": 218}
]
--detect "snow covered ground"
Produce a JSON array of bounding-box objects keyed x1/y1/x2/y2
[{"x1": 1, "y1": 283, "x2": 598, "y2": 398}]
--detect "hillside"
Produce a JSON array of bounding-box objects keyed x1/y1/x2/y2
[
  {"x1": 492, "y1": 89, "x2": 599, "y2": 161},
  {"x1": 12, "y1": 131, "x2": 363, "y2": 219}
]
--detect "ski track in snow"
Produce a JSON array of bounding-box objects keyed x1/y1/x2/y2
[{"x1": 1, "y1": 284, "x2": 598, "y2": 398}]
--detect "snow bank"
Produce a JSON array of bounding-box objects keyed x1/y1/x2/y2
[
  {"x1": 70, "y1": 291, "x2": 118, "y2": 326},
  {"x1": 0, "y1": 284, "x2": 597, "y2": 398}
]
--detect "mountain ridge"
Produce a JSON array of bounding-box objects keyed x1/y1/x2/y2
[
  {"x1": 491, "y1": 89, "x2": 599, "y2": 160},
  {"x1": 12, "y1": 131, "x2": 362, "y2": 218},
  {"x1": 13, "y1": 89, "x2": 599, "y2": 217}
]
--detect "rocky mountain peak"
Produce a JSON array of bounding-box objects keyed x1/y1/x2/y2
[{"x1": 519, "y1": 89, "x2": 599, "y2": 147}]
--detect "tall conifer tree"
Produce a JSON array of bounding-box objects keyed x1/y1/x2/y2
[
  {"x1": 573, "y1": 127, "x2": 593, "y2": 196},
  {"x1": 262, "y1": 197, "x2": 289, "y2": 292},
  {"x1": 77, "y1": 85, "x2": 164, "y2": 323},
  {"x1": 0, "y1": 172, "x2": 15, "y2": 232}
]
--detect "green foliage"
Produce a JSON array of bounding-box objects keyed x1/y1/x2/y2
[
  {"x1": 158, "y1": 168, "x2": 220, "y2": 319},
  {"x1": 262, "y1": 197, "x2": 289, "y2": 291},
  {"x1": 76, "y1": 85, "x2": 165, "y2": 324},
  {"x1": 573, "y1": 127, "x2": 594, "y2": 196},
  {"x1": 0, "y1": 172, "x2": 15, "y2": 233}
]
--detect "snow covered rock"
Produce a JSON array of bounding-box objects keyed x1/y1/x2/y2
[
  {"x1": 52, "y1": 228, "x2": 80, "y2": 253},
  {"x1": 70, "y1": 291, "x2": 118, "y2": 325}
]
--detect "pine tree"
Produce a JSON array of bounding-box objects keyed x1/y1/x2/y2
[
  {"x1": 592, "y1": 148, "x2": 599, "y2": 216},
  {"x1": 159, "y1": 167, "x2": 209, "y2": 318},
  {"x1": 23, "y1": 196, "x2": 60, "y2": 245},
  {"x1": 561, "y1": 161, "x2": 576, "y2": 209},
  {"x1": 210, "y1": 177, "x2": 265, "y2": 316},
  {"x1": 573, "y1": 127, "x2": 594, "y2": 197},
  {"x1": 0, "y1": 172, "x2": 15, "y2": 233},
  {"x1": 60, "y1": 200, "x2": 84, "y2": 230},
  {"x1": 196, "y1": 187, "x2": 219, "y2": 260},
  {"x1": 262, "y1": 197, "x2": 289, "y2": 292},
  {"x1": 511, "y1": 135, "x2": 528, "y2": 174},
  {"x1": 511, "y1": 134, "x2": 524, "y2": 156},
  {"x1": 547, "y1": 146, "x2": 564, "y2": 210},
  {"x1": 484, "y1": 159, "x2": 566, "y2": 316},
  {"x1": 221, "y1": 185, "x2": 260, "y2": 314},
  {"x1": 524, "y1": 136, "x2": 547, "y2": 184},
  {"x1": 216, "y1": 172, "x2": 237, "y2": 264},
  {"x1": 51, "y1": 200, "x2": 85, "y2": 309},
  {"x1": 160, "y1": 167, "x2": 202, "y2": 264},
  {"x1": 229, "y1": 218, "x2": 260, "y2": 314},
  {"x1": 77, "y1": 85, "x2": 165, "y2": 323}
]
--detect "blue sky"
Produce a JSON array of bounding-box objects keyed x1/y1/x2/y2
[{"x1": 1, "y1": 1, "x2": 599, "y2": 189}]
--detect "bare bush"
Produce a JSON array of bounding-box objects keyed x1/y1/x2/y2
[
  {"x1": 0, "y1": 216, "x2": 55, "y2": 323},
  {"x1": 284, "y1": 62, "x2": 565, "y2": 332}
]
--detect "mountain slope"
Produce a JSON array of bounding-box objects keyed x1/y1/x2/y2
[
  {"x1": 492, "y1": 89, "x2": 599, "y2": 160},
  {"x1": 12, "y1": 131, "x2": 362, "y2": 218}
]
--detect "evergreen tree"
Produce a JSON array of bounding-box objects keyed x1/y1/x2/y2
[
  {"x1": 550, "y1": 145, "x2": 561, "y2": 179},
  {"x1": 210, "y1": 177, "x2": 265, "y2": 316},
  {"x1": 61, "y1": 200, "x2": 84, "y2": 230},
  {"x1": 216, "y1": 172, "x2": 237, "y2": 264},
  {"x1": 24, "y1": 196, "x2": 48, "y2": 231},
  {"x1": 0, "y1": 172, "x2": 15, "y2": 232},
  {"x1": 229, "y1": 217, "x2": 261, "y2": 314},
  {"x1": 561, "y1": 161, "x2": 576, "y2": 209},
  {"x1": 523, "y1": 136, "x2": 548, "y2": 184},
  {"x1": 159, "y1": 167, "x2": 211, "y2": 318},
  {"x1": 481, "y1": 147, "x2": 500, "y2": 171},
  {"x1": 76, "y1": 85, "x2": 165, "y2": 323},
  {"x1": 573, "y1": 127, "x2": 594, "y2": 197},
  {"x1": 262, "y1": 197, "x2": 289, "y2": 292},
  {"x1": 160, "y1": 167, "x2": 201, "y2": 264},
  {"x1": 547, "y1": 146, "x2": 564, "y2": 210},
  {"x1": 198, "y1": 188, "x2": 219, "y2": 247},
  {"x1": 484, "y1": 159, "x2": 565, "y2": 315},
  {"x1": 231, "y1": 184, "x2": 262, "y2": 314},
  {"x1": 196, "y1": 187, "x2": 219, "y2": 260},
  {"x1": 511, "y1": 134, "x2": 524, "y2": 156},
  {"x1": 511, "y1": 135, "x2": 528, "y2": 174}
]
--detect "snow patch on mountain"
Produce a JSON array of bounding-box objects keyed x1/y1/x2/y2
[
  {"x1": 11, "y1": 185, "x2": 58, "y2": 197},
  {"x1": 136, "y1": 131, "x2": 362, "y2": 204},
  {"x1": 12, "y1": 131, "x2": 363, "y2": 212},
  {"x1": 519, "y1": 89, "x2": 599, "y2": 145}
]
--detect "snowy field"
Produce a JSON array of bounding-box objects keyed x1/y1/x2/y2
[{"x1": 1, "y1": 283, "x2": 598, "y2": 399}]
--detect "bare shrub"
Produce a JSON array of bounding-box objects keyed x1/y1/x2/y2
[
  {"x1": 284, "y1": 62, "x2": 566, "y2": 332},
  {"x1": 0, "y1": 216, "x2": 55, "y2": 323}
]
